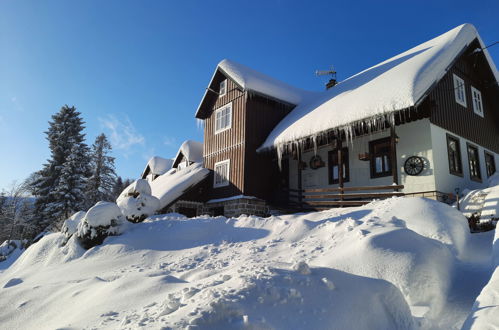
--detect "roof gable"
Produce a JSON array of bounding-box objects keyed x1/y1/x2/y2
[{"x1": 195, "y1": 59, "x2": 314, "y2": 119}]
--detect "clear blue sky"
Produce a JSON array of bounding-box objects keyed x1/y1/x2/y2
[{"x1": 1, "y1": 0, "x2": 498, "y2": 190}]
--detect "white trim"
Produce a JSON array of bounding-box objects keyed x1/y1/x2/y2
[
  {"x1": 453, "y1": 74, "x2": 467, "y2": 107},
  {"x1": 214, "y1": 102, "x2": 233, "y2": 134},
  {"x1": 470, "y1": 85, "x2": 484, "y2": 117},
  {"x1": 213, "y1": 159, "x2": 230, "y2": 188},
  {"x1": 219, "y1": 79, "x2": 227, "y2": 97}
]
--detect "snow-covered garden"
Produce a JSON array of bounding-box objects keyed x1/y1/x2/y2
[{"x1": 0, "y1": 185, "x2": 498, "y2": 329}]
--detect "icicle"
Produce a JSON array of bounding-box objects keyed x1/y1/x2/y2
[
  {"x1": 277, "y1": 144, "x2": 283, "y2": 170},
  {"x1": 312, "y1": 135, "x2": 318, "y2": 156},
  {"x1": 196, "y1": 118, "x2": 204, "y2": 130}
]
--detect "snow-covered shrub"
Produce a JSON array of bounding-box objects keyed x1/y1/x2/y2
[
  {"x1": 117, "y1": 179, "x2": 160, "y2": 223},
  {"x1": 61, "y1": 211, "x2": 86, "y2": 239},
  {"x1": 76, "y1": 202, "x2": 125, "y2": 249}
]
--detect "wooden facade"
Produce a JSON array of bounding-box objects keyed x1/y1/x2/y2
[
  {"x1": 198, "y1": 70, "x2": 294, "y2": 201},
  {"x1": 428, "y1": 40, "x2": 499, "y2": 153}
]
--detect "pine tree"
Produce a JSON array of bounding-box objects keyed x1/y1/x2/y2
[
  {"x1": 31, "y1": 105, "x2": 90, "y2": 231},
  {"x1": 86, "y1": 133, "x2": 117, "y2": 207}
]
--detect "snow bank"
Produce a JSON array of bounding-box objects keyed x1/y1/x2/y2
[
  {"x1": 61, "y1": 211, "x2": 86, "y2": 238},
  {"x1": 0, "y1": 197, "x2": 480, "y2": 329},
  {"x1": 459, "y1": 178, "x2": 499, "y2": 223},
  {"x1": 260, "y1": 24, "x2": 498, "y2": 150},
  {"x1": 150, "y1": 162, "x2": 209, "y2": 210},
  {"x1": 77, "y1": 202, "x2": 126, "y2": 248},
  {"x1": 462, "y1": 227, "x2": 499, "y2": 329},
  {"x1": 117, "y1": 179, "x2": 160, "y2": 222},
  {"x1": 0, "y1": 240, "x2": 25, "y2": 270}
]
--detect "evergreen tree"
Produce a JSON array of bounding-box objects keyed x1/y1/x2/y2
[
  {"x1": 86, "y1": 133, "x2": 117, "y2": 207},
  {"x1": 31, "y1": 105, "x2": 90, "y2": 230}
]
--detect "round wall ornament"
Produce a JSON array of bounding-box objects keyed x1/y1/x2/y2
[{"x1": 404, "y1": 156, "x2": 424, "y2": 176}]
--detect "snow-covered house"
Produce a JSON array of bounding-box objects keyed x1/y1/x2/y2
[{"x1": 191, "y1": 24, "x2": 498, "y2": 217}]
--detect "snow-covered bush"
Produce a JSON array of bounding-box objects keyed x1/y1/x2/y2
[
  {"x1": 117, "y1": 179, "x2": 160, "y2": 223},
  {"x1": 76, "y1": 202, "x2": 125, "y2": 249},
  {"x1": 61, "y1": 211, "x2": 86, "y2": 239}
]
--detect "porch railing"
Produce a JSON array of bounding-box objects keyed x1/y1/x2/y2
[{"x1": 288, "y1": 185, "x2": 405, "y2": 209}]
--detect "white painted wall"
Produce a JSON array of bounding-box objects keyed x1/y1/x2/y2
[
  {"x1": 430, "y1": 123, "x2": 498, "y2": 194},
  {"x1": 287, "y1": 119, "x2": 436, "y2": 193}
]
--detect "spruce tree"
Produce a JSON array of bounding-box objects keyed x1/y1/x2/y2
[
  {"x1": 86, "y1": 133, "x2": 116, "y2": 207},
  {"x1": 31, "y1": 105, "x2": 90, "y2": 231}
]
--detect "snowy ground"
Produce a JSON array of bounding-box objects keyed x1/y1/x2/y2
[{"x1": 0, "y1": 197, "x2": 495, "y2": 329}]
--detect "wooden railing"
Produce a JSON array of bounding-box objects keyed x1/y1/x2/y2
[{"x1": 288, "y1": 185, "x2": 405, "y2": 209}]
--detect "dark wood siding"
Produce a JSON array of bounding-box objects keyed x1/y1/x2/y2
[
  {"x1": 244, "y1": 95, "x2": 294, "y2": 200},
  {"x1": 429, "y1": 40, "x2": 499, "y2": 153},
  {"x1": 203, "y1": 77, "x2": 246, "y2": 199}
]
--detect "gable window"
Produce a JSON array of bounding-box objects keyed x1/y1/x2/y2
[
  {"x1": 219, "y1": 79, "x2": 227, "y2": 97},
  {"x1": 214, "y1": 103, "x2": 232, "y2": 134},
  {"x1": 214, "y1": 159, "x2": 230, "y2": 188},
  {"x1": 446, "y1": 134, "x2": 462, "y2": 176},
  {"x1": 328, "y1": 148, "x2": 349, "y2": 184},
  {"x1": 453, "y1": 74, "x2": 467, "y2": 107},
  {"x1": 484, "y1": 152, "x2": 496, "y2": 177},
  {"x1": 467, "y1": 143, "x2": 481, "y2": 182},
  {"x1": 471, "y1": 86, "x2": 484, "y2": 117}
]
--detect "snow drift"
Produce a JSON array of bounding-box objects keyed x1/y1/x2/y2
[
  {"x1": 0, "y1": 197, "x2": 486, "y2": 329},
  {"x1": 117, "y1": 179, "x2": 160, "y2": 222}
]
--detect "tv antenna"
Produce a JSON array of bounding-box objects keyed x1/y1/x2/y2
[{"x1": 315, "y1": 66, "x2": 337, "y2": 89}]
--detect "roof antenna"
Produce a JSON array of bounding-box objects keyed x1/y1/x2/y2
[{"x1": 315, "y1": 66, "x2": 337, "y2": 90}]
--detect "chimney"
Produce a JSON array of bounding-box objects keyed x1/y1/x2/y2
[{"x1": 326, "y1": 79, "x2": 337, "y2": 90}]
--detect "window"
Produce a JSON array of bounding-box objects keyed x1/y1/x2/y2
[
  {"x1": 369, "y1": 137, "x2": 392, "y2": 178},
  {"x1": 214, "y1": 159, "x2": 230, "y2": 188},
  {"x1": 446, "y1": 134, "x2": 462, "y2": 176},
  {"x1": 328, "y1": 148, "x2": 349, "y2": 184},
  {"x1": 219, "y1": 79, "x2": 227, "y2": 96},
  {"x1": 471, "y1": 86, "x2": 484, "y2": 117},
  {"x1": 214, "y1": 103, "x2": 232, "y2": 134},
  {"x1": 484, "y1": 152, "x2": 496, "y2": 177},
  {"x1": 467, "y1": 143, "x2": 481, "y2": 182},
  {"x1": 453, "y1": 74, "x2": 467, "y2": 107}
]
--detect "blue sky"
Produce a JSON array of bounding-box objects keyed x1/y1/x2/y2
[{"x1": 1, "y1": 0, "x2": 498, "y2": 190}]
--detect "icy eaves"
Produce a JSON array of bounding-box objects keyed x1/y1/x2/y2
[{"x1": 259, "y1": 23, "x2": 499, "y2": 151}]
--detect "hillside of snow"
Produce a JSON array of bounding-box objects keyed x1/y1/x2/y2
[{"x1": 0, "y1": 197, "x2": 495, "y2": 329}]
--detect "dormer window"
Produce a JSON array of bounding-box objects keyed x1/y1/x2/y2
[
  {"x1": 471, "y1": 86, "x2": 484, "y2": 117},
  {"x1": 214, "y1": 102, "x2": 232, "y2": 134},
  {"x1": 219, "y1": 79, "x2": 227, "y2": 97},
  {"x1": 453, "y1": 74, "x2": 466, "y2": 107}
]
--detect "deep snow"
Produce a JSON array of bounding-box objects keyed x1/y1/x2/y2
[{"x1": 0, "y1": 197, "x2": 495, "y2": 329}]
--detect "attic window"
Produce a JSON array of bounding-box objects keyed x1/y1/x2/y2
[
  {"x1": 471, "y1": 86, "x2": 484, "y2": 117},
  {"x1": 219, "y1": 79, "x2": 227, "y2": 97},
  {"x1": 214, "y1": 102, "x2": 232, "y2": 134},
  {"x1": 453, "y1": 74, "x2": 466, "y2": 107},
  {"x1": 214, "y1": 159, "x2": 230, "y2": 188}
]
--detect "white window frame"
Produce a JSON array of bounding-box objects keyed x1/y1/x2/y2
[
  {"x1": 471, "y1": 86, "x2": 484, "y2": 117},
  {"x1": 213, "y1": 159, "x2": 230, "y2": 188},
  {"x1": 219, "y1": 79, "x2": 227, "y2": 97},
  {"x1": 214, "y1": 102, "x2": 232, "y2": 134},
  {"x1": 453, "y1": 74, "x2": 467, "y2": 107}
]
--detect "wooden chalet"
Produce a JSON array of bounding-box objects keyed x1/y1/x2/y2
[{"x1": 165, "y1": 24, "x2": 499, "y2": 217}]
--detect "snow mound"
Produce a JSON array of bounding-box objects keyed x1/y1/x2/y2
[
  {"x1": 488, "y1": 172, "x2": 499, "y2": 187},
  {"x1": 0, "y1": 197, "x2": 482, "y2": 329},
  {"x1": 150, "y1": 163, "x2": 209, "y2": 210},
  {"x1": 77, "y1": 202, "x2": 126, "y2": 248},
  {"x1": 117, "y1": 179, "x2": 160, "y2": 222},
  {"x1": 62, "y1": 211, "x2": 86, "y2": 238}
]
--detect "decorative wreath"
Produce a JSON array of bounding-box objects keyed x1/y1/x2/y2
[{"x1": 404, "y1": 156, "x2": 424, "y2": 176}]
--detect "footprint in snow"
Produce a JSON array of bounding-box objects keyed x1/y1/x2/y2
[{"x1": 3, "y1": 278, "x2": 23, "y2": 288}]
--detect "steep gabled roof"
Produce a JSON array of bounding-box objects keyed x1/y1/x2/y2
[
  {"x1": 173, "y1": 140, "x2": 203, "y2": 168},
  {"x1": 141, "y1": 156, "x2": 174, "y2": 179},
  {"x1": 195, "y1": 59, "x2": 314, "y2": 119},
  {"x1": 259, "y1": 23, "x2": 499, "y2": 151}
]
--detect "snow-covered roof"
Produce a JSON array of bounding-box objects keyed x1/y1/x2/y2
[
  {"x1": 173, "y1": 140, "x2": 203, "y2": 167},
  {"x1": 141, "y1": 156, "x2": 174, "y2": 178},
  {"x1": 259, "y1": 24, "x2": 499, "y2": 151},
  {"x1": 195, "y1": 59, "x2": 315, "y2": 118},
  {"x1": 150, "y1": 163, "x2": 210, "y2": 210}
]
